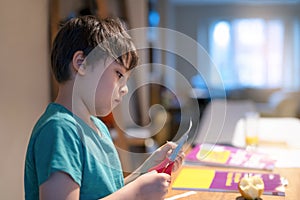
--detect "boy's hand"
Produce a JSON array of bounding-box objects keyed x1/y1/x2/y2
[
  {"x1": 134, "y1": 171, "x2": 171, "y2": 200},
  {"x1": 146, "y1": 142, "x2": 185, "y2": 173},
  {"x1": 125, "y1": 142, "x2": 185, "y2": 185}
]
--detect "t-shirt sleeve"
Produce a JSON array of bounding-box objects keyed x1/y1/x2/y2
[{"x1": 34, "y1": 120, "x2": 83, "y2": 186}]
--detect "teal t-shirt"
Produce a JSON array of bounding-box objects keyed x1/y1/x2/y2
[{"x1": 24, "y1": 103, "x2": 124, "y2": 200}]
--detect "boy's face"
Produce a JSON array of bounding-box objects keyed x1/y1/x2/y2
[{"x1": 93, "y1": 59, "x2": 130, "y2": 116}]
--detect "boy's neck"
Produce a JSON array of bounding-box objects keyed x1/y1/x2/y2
[
  {"x1": 55, "y1": 82, "x2": 74, "y2": 112},
  {"x1": 55, "y1": 83, "x2": 100, "y2": 134}
]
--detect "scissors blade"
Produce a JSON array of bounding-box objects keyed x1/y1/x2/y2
[{"x1": 169, "y1": 119, "x2": 192, "y2": 162}]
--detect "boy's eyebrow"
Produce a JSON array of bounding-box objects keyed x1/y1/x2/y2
[
  {"x1": 114, "y1": 61, "x2": 130, "y2": 72},
  {"x1": 117, "y1": 61, "x2": 131, "y2": 72}
]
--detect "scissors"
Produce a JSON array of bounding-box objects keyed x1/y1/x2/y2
[{"x1": 148, "y1": 120, "x2": 192, "y2": 175}]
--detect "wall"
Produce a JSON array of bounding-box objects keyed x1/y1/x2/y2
[{"x1": 0, "y1": 0, "x2": 50, "y2": 199}]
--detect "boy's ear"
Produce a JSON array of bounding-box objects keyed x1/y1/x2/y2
[{"x1": 72, "y1": 51, "x2": 86, "y2": 75}]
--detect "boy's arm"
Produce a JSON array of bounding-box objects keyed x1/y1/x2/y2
[
  {"x1": 40, "y1": 170, "x2": 170, "y2": 200},
  {"x1": 39, "y1": 171, "x2": 80, "y2": 200},
  {"x1": 102, "y1": 171, "x2": 170, "y2": 200}
]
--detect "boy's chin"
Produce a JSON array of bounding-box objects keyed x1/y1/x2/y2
[
  {"x1": 94, "y1": 106, "x2": 112, "y2": 117},
  {"x1": 95, "y1": 102, "x2": 120, "y2": 117},
  {"x1": 111, "y1": 101, "x2": 121, "y2": 110},
  {"x1": 97, "y1": 110, "x2": 112, "y2": 117}
]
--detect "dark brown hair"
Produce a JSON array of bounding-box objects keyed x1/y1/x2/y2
[{"x1": 51, "y1": 15, "x2": 138, "y2": 83}]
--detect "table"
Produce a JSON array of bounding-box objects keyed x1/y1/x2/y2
[
  {"x1": 166, "y1": 118, "x2": 300, "y2": 200},
  {"x1": 166, "y1": 166, "x2": 300, "y2": 200}
]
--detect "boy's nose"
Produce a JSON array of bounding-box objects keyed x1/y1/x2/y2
[{"x1": 120, "y1": 84, "x2": 128, "y2": 96}]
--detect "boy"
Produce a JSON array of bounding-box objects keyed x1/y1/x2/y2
[{"x1": 24, "y1": 15, "x2": 184, "y2": 200}]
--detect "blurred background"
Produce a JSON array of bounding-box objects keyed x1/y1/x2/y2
[{"x1": 1, "y1": 0, "x2": 300, "y2": 198}]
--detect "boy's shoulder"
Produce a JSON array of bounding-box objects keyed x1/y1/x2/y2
[
  {"x1": 32, "y1": 103, "x2": 78, "y2": 136},
  {"x1": 26, "y1": 103, "x2": 82, "y2": 154}
]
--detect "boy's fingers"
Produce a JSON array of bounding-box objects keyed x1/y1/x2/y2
[
  {"x1": 159, "y1": 142, "x2": 176, "y2": 154},
  {"x1": 148, "y1": 170, "x2": 171, "y2": 182},
  {"x1": 165, "y1": 175, "x2": 172, "y2": 184},
  {"x1": 159, "y1": 172, "x2": 171, "y2": 182}
]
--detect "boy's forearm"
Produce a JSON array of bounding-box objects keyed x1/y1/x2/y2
[
  {"x1": 124, "y1": 172, "x2": 140, "y2": 185},
  {"x1": 124, "y1": 156, "x2": 153, "y2": 184},
  {"x1": 100, "y1": 180, "x2": 139, "y2": 200}
]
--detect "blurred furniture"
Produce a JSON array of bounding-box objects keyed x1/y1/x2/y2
[
  {"x1": 101, "y1": 112, "x2": 150, "y2": 176},
  {"x1": 105, "y1": 106, "x2": 171, "y2": 175},
  {"x1": 258, "y1": 91, "x2": 300, "y2": 118},
  {"x1": 228, "y1": 88, "x2": 300, "y2": 118},
  {"x1": 190, "y1": 88, "x2": 227, "y2": 118},
  {"x1": 190, "y1": 88, "x2": 211, "y2": 119},
  {"x1": 194, "y1": 99, "x2": 257, "y2": 146},
  {"x1": 228, "y1": 87, "x2": 280, "y2": 103}
]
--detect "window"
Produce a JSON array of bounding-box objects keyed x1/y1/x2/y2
[{"x1": 210, "y1": 19, "x2": 284, "y2": 89}]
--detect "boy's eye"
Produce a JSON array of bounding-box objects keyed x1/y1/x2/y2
[{"x1": 116, "y1": 71, "x2": 124, "y2": 79}]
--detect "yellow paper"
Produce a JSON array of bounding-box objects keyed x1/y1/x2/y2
[
  {"x1": 172, "y1": 167, "x2": 215, "y2": 189},
  {"x1": 197, "y1": 149, "x2": 231, "y2": 164}
]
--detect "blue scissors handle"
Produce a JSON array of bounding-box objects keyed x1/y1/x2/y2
[{"x1": 168, "y1": 120, "x2": 192, "y2": 161}]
